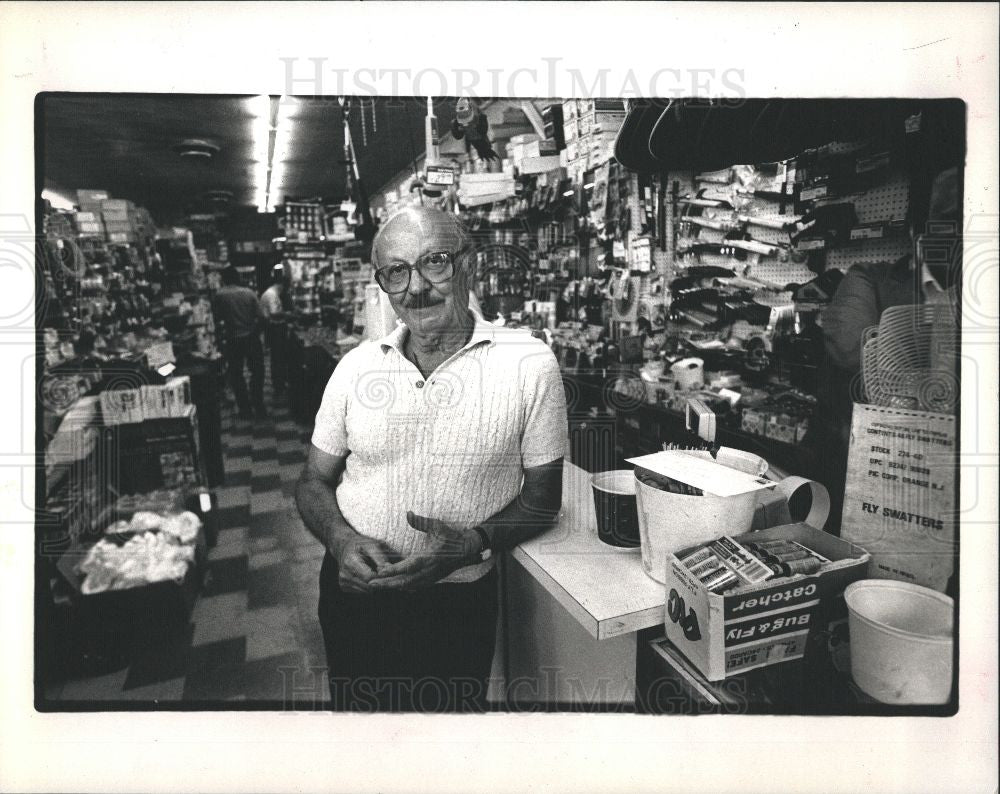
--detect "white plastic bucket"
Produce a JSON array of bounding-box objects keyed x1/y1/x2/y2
[
  {"x1": 634, "y1": 476, "x2": 762, "y2": 583},
  {"x1": 844, "y1": 580, "x2": 954, "y2": 705}
]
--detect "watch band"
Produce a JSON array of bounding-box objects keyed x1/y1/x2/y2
[{"x1": 472, "y1": 526, "x2": 493, "y2": 562}]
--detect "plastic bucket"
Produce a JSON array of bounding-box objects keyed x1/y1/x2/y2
[
  {"x1": 634, "y1": 475, "x2": 762, "y2": 583},
  {"x1": 844, "y1": 580, "x2": 954, "y2": 705},
  {"x1": 591, "y1": 470, "x2": 640, "y2": 548}
]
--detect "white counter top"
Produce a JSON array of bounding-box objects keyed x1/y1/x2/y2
[{"x1": 511, "y1": 462, "x2": 667, "y2": 641}]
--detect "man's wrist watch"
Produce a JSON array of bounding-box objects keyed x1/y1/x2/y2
[{"x1": 471, "y1": 526, "x2": 493, "y2": 562}]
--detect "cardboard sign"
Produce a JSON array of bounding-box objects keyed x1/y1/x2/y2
[{"x1": 841, "y1": 404, "x2": 956, "y2": 592}]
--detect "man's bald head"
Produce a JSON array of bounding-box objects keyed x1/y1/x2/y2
[
  {"x1": 371, "y1": 206, "x2": 474, "y2": 337},
  {"x1": 372, "y1": 207, "x2": 469, "y2": 270}
]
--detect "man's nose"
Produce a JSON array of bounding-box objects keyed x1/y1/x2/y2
[{"x1": 408, "y1": 266, "x2": 428, "y2": 293}]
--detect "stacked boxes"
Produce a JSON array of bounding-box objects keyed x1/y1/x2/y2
[
  {"x1": 74, "y1": 210, "x2": 105, "y2": 238},
  {"x1": 72, "y1": 193, "x2": 155, "y2": 246},
  {"x1": 76, "y1": 189, "x2": 110, "y2": 213},
  {"x1": 101, "y1": 199, "x2": 137, "y2": 244},
  {"x1": 100, "y1": 387, "x2": 145, "y2": 425},
  {"x1": 140, "y1": 376, "x2": 192, "y2": 420},
  {"x1": 562, "y1": 98, "x2": 625, "y2": 174},
  {"x1": 101, "y1": 376, "x2": 192, "y2": 424},
  {"x1": 285, "y1": 201, "x2": 326, "y2": 239}
]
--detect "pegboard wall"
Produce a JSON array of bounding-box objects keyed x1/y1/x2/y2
[{"x1": 655, "y1": 138, "x2": 915, "y2": 288}]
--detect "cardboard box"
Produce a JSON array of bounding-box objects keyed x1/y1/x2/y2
[
  {"x1": 76, "y1": 189, "x2": 110, "y2": 210},
  {"x1": 100, "y1": 388, "x2": 145, "y2": 425},
  {"x1": 139, "y1": 377, "x2": 190, "y2": 421},
  {"x1": 663, "y1": 523, "x2": 870, "y2": 681},
  {"x1": 162, "y1": 376, "x2": 192, "y2": 417},
  {"x1": 141, "y1": 384, "x2": 171, "y2": 420},
  {"x1": 101, "y1": 198, "x2": 135, "y2": 212},
  {"x1": 520, "y1": 155, "x2": 562, "y2": 175}
]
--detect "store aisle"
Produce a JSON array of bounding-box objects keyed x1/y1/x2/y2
[{"x1": 49, "y1": 370, "x2": 331, "y2": 706}]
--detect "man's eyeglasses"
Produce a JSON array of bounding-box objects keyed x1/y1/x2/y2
[{"x1": 374, "y1": 248, "x2": 466, "y2": 295}]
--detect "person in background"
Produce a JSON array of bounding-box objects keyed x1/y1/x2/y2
[
  {"x1": 808, "y1": 166, "x2": 962, "y2": 533},
  {"x1": 296, "y1": 207, "x2": 567, "y2": 712},
  {"x1": 260, "y1": 263, "x2": 290, "y2": 397},
  {"x1": 213, "y1": 266, "x2": 266, "y2": 420}
]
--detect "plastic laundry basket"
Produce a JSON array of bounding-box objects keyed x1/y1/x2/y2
[{"x1": 845, "y1": 579, "x2": 954, "y2": 705}]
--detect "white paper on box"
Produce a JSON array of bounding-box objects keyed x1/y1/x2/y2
[
  {"x1": 520, "y1": 156, "x2": 562, "y2": 175},
  {"x1": 145, "y1": 341, "x2": 175, "y2": 370},
  {"x1": 100, "y1": 388, "x2": 144, "y2": 424},
  {"x1": 140, "y1": 385, "x2": 169, "y2": 420},
  {"x1": 626, "y1": 451, "x2": 774, "y2": 497},
  {"x1": 164, "y1": 376, "x2": 191, "y2": 417},
  {"x1": 459, "y1": 172, "x2": 515, "y2": 185}
]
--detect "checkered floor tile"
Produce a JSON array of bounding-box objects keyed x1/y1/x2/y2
[{"x1": 46, "y1": 365, "x2": 330, "y2": 708}]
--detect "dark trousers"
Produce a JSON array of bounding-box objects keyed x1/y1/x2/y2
[
  {"x1": 318, "y1": 552, "x2": 498, "y2": 713},
  {"x1": 264, "y1": 322, "x2": 288, "y2": 393},
  {"x1": 224, "y1": 332, "x2": 264, "y2": 412}
]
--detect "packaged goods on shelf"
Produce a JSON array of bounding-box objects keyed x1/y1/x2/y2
[
  {"x1": 100, "y1": 387, "x2": 145, "y2": 425},
  {"x1": 663, "y1": 523, "x2": 870, "y2": 680},
  {"x1": 75, "y1": 510, "x2": 203, "y2": 595}
]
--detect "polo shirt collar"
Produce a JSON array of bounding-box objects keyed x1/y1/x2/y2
[{"x1": 378, "y1": 313, "x2": 496, "y2": 355}]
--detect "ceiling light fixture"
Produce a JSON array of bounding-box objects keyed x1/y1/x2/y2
[
  {"x1": 249, "y1": 94, "x2": 275, "y2": 213},
  {"x1": 172, "y1": 138, "x2": 221, "y2": 158},
  {"x1": 248, "y1": 94, "x2": 297, "y2": 213},
  {"x1": 269, "y1": 96, "x2": 297, "y2": 210}
]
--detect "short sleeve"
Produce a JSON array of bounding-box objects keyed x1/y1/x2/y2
[
  {"x1": 310, "y1": 352, "x2": 357, "y2": 457},
  {"x1": 519, "y1": 345, "x2": 568, "y2": 469},
  {"x1": 822, "y1": 263, "x2": 881, "y2": 372}
]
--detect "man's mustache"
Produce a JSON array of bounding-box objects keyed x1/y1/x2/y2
[{"x1": 401, "y1": 293, "x2": 446, "y2": 309}]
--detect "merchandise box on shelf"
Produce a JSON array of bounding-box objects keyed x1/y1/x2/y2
[
  {"x1": 54, "y1": 518, "x2": 207, "y2": 641},
  {"x1": 662, "y1": 523, "x2": 870, "y2": 681}
]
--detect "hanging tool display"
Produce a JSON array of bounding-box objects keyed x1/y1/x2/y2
[{"x1": 339, "y1": 97, "x2": 375, "y2": 243}]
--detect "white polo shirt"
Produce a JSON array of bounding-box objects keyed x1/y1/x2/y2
[{"x1": 311, "y1": 315, "x2": 567, "y2": 583}]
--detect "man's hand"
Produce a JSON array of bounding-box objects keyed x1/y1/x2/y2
[
  {"x1": 332, "y1": 533, "x2": 394, "y2": 594},
  {"x1": 368, "y1": 511, "x2": 477, "y2": 591}
]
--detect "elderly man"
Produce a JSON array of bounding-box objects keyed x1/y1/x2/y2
[{"x1": 296, "y1": 207, "x2": 566, "y2": 712}]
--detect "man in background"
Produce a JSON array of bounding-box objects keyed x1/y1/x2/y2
[
  {"x1": 260, "y1": 263, "x2": 290, "y2": 397},
  {"x1": 213, "y1": 266, "x2": 266, "y2": 420}
]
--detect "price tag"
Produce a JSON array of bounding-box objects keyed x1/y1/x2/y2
[
  {"x1": 800, "y1": 185, "x2": 828, "y2": 202},
  {"x1": 850, "y1": 224, "x2": 884, "y2": 241},
  {"x1": 796, "y1": 238, "x2": 826, "y2": 251},
  {"x1": 856, "y1": 152, "x2": 890, "y2": 174},
  {"x1": 426, "y1": 166, "x2": 455, "y2": 186}
]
